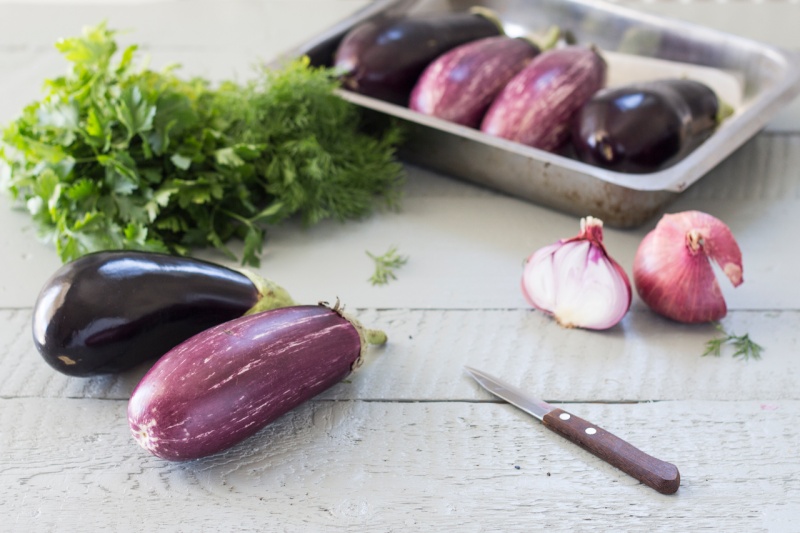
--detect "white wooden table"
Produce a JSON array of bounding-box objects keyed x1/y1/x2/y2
[{"x1": 2, "y1": 0, "x2": 799, "y2": 530}]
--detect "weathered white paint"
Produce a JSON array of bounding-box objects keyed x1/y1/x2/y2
[
  {"x1": 3, "y1": 133, "x2": 800, "y2": 311},
  {"x1": 2, "y1": 397, "x2": 798, "y2": 531},
  {"x1": 1, "y1": 1, "x2": 799, "y2": 531},
  {"x1": 2, "y1": 308, "x2": 797, "y2": 402}
]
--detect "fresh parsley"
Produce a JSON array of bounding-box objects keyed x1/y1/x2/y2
[
  {"x1": 0, "y1": 23, "x2": 404, "y2": 266},
  {"x1": 367, "y1": 245, "x2": 408, "y2": 286},
  {"x1": 702, "y1": 323, "x2": 763, "y2": 361}
]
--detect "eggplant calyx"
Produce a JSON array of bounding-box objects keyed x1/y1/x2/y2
[
  {"x1": 469, "y1": 6, "x2": 505, "y2": 35},
  {"x1": 717, "y1": 98, "x2": 735, "y2": 124},
  {"x1": 590, "y1": 43, "x2": 606, "y2": 60},
  {"x1": 347, "y1": 314, "x2": 389, "y2": 371},
  {"x1": 238, "y1": 269, "x2": 297, "y2": 315},
  {"x1": 318, "y1": 299, "x2": 388, "y2": 370},
  {"x1": 523, "y1": 25, "x2": 562, "y2": 52},
  {"x1": 362, "y1": 326, "x2": 388, "y2": 347}
]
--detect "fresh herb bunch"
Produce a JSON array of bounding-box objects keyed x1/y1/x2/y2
[{"x1": 0, "y1": 23, "x2": 404, "y2": 266}]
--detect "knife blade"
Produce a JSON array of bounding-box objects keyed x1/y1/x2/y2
[{"x1": 464, "y1": 366, "x2": 680, "y2": 495}]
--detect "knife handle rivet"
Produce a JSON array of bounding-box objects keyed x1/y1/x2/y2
[
  {"x1": 585, "y1": 428, "x2": 597, "y2": 435},
  {"x1": 559, "y1": 413, "x2": 571, "y2": 420}
]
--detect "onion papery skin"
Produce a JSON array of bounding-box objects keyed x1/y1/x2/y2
[
  {"x1": 521, "y1": 217, "x2": 632, "y2": 330},
  {"x1": 633, "y1": 211, "x2": 743, "y2": 324}
]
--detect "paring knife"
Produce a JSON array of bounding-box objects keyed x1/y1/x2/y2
[{"x1": 464, "y1": 366, "x2": 680, "y2": 495}]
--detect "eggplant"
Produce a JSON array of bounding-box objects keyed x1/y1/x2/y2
[
  {"x1": 409, "y1": 36, "x2": 540, "y2": 128},
  {"x1": 480, "y1": 46, "x2": 607, "y2": 152},
  {"x1": 571, "y1": 78, "x2": 724, "y2": 173},
  {"x1": 127, "y1": 303, "x2": 387, "y2": 461},
  {"x1": 333, "y1": 8, "x2": 503, "y2": 105},
  {"x1": 32, "y1": 251, "x2": 294, "y2": 376}
]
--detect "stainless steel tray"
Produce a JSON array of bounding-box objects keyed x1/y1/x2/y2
[{"x1": 278, "y1": 0, "x2": 800, "y2": 227}]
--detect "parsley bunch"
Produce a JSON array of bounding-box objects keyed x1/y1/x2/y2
[{"x1": 0, "y1": 23, "x2": 403, "y2": 265}]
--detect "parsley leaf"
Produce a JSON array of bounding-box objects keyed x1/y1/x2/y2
[{"x1": 1, "y1": 23, "x2": 404, "y2": 266}]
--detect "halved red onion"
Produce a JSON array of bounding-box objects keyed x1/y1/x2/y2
[{"x1": 521, "y1": 216, "x2": 632, "y2": 330}]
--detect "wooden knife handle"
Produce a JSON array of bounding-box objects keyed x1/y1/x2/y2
[{"x1": 542, "y1": 408, "x2": 680, "y2": 495}]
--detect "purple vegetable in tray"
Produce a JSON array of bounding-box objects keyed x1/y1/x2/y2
[
  {"x1": 571, "y1": 78, "x2": 726, "y2": 173},
  {"x1": 333, "y1": 8, "x2": 503, "y2": 105},
  {"x1": 128, "y1": 303, "x2": 387, "y2": 461},
  {"x1": 409, "y1": 36, "x2": 541, "y2": 127},
  {"x1": 480, "y1": 46, "x2": 607, "y2": 152}
]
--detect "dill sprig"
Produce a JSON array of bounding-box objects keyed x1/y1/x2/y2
[
  {"x1": 702, "y1": 323, "x2": 763, "y2": 361},
  {"x1": 367, "y1": 246, "x2": 408, "y2": 286}
]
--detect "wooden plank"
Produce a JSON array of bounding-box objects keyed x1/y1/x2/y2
[
  {"x1": 0, "y1": 2, "x2": 366, "y2": 124},
  {"x1": 0, "y1": 0, "x2": 797, "y2": 52},
  {"x1": 2, "y1": 308, "x2": 795, "y2": 402},
  {"x1": 1, "y1": 396, "x2": 798, "y2": 531},
  {"x1": 0, "y1": 1, "x2": 796, "y2": 529},
  {"x1": 1, "y1": 132, "x2": 799, "y2": 311},
  {"x1": 0, "y1": 0, "x2": 369, "y2": 50},
  {"x1": 0, "y1": 0, "x2": 798, "y2": 133}
]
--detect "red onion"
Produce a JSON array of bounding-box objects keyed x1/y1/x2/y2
[
  {"x1": 633, "y1": 211, "x2": 743, "y2": 323},
  {"x1": 521, "y1": 216, "x2": 631, "y2": 330}
]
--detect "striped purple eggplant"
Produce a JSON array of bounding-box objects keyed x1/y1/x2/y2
[
  {"x1": 409, "y1": 36, "x2": 540, "y2": 128},
  {"x1": 480, "y1": 46, "x2": 607, "y2": 152},
  {"x1": 333, "y1": 8, "x2": 503, "y2": 105},
  {"x1": 32, "y1": 251, "x2": 294, "y2": 376},
  {"x1": 128, "y1": 304, "x2": 387, "y2": 461}
]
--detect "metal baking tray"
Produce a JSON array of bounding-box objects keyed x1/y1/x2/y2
[{"x1": 277, "y1": 0, "x2": 800, "y2": 227}]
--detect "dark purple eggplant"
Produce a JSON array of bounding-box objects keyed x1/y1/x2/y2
[
  {"x1": 480, "y1": 46, "x2": 607, "y2": 152},
  {"x1": 128, "y1": 303, "x2": 387, "y2": 461},
  {"x1": 333, "y1": 8, "x2": 503, "y2": 105},
  {"x1": 32, "y1": 251, "x2": 294, "y2": 377},
  {"x1": 571, "y1": 78, "x2": 725, "y2": 173},
  {"x1": 409, "y1": 36, "x2": 540, "y2": 127}
]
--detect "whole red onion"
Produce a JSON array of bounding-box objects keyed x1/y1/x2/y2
[{"x1": 633, "y1": 211, "x2": 743, "y2": 323}]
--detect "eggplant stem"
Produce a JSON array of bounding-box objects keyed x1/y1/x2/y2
[
  {"x1": 319, "y1": 300, "x2": 388, "y2": 347},
  {"x1": 339, "y1": 311, "x2": 388, "y2": 372},
  {"x1": 469, "y1": 6, "x2": 505, "y2": 35},
  {"x1": 527, "y1": 25, "x2": 561, "y2": 52},
  {"x1": 365, "y1": 328, "x2": 388, "y2": 346},
  {"x1": 237, "y1": 269, "x2": 297, "y2": 315},
  {"x1": 717, "y1": 99, "x2": 735, "y2": 123}
]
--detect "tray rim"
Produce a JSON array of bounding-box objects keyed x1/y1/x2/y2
[{"x1": 275, "y1": 0, "x2": 800, "y2": 195}]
